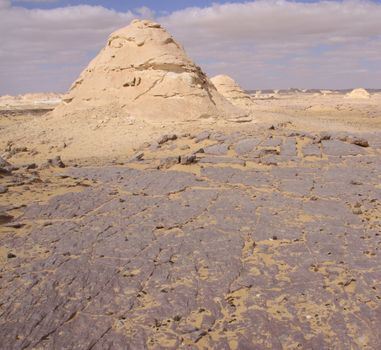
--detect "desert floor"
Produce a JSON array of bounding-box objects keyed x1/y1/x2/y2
[{"x1": 1, "y1": 92, "x2": 381, "y2": 349}]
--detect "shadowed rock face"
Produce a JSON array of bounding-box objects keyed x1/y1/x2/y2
[
  {"x1": 1, "y1": 128, "x2": 381, "y2": 349},
  {"x1": 53, "y1": 19, "x2": 244, "y2": 121}
]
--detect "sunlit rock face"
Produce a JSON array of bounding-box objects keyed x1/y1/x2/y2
[{"x1": 54, "y1": 19, "x2": 244, "y2": 121}]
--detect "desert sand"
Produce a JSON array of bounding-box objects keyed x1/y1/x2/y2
[{"x1": 1, "y1": 19, "x2": 381, "y2": 350}]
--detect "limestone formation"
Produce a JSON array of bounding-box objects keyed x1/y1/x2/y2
[
  {"x1": 210, "y1": 74, "x2": 254, "y2": 110},
  {"x1": 345, "y1": 88, "x2": 371, "y2": 99},
  {"x1": 53, "y1": 20, "x2": 244, "y2": 121}
]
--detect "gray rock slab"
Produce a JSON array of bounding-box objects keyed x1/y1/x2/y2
[
  {"x1": 203, "y1": 143, "x2": 229, "y2": 155},
  {"x1": 234, "y1": 138, "x2": 261, "y2": 155},
  {"x1": 280, "y1": 138, "x2": 297, "y2": 156},
  {"x1": 322, "y1": 140, "x2": 367, "y2": 156},
  {"x1": 302, "y1": 143, "x2": 321, "y2": 157},
  {"x1": 1, "y1": 129, "x2": 381, "y2": 350}
]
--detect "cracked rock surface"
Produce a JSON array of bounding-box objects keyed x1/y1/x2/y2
[{"x1": 1, "y1": 128, "x2": 381, "y2": 349}]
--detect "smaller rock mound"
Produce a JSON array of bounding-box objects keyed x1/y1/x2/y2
[
  {"x1": 345, "y1": 88, "x2": 370, "y2": 99},
  {"x1": 211, "y1": 75, "x2": 254, "y2": 109}
]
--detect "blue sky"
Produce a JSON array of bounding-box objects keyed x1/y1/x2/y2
[{"x1": 2, "y1": 0, "x2": 381, "y2": 94}]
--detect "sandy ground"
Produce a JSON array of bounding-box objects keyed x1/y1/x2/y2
[
  {"x1": 0, "y1": 91, "x2": 380, "y2": 167},
  {"x1": 250, "y1": 92, "x2": 381, "y2": 131}
]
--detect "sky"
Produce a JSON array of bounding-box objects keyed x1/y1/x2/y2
[{"x1": 1, "y1": 0, "x2": 381, "y2": 94}]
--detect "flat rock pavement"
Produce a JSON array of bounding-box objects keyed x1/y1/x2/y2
[{"x1": 1, "y1": 127, "x2": 381, "y2": 349}]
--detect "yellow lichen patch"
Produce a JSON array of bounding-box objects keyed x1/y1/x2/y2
[
  {"x1": 153, "y1": 227, "x2": 185, "y2": 238},
  {"x1": 134, "y1": 292, "x2": 160, "y2": 311},
  {"x1": 297, "y1": 212, "x2": 316, "y2": 223},
  {"x1": 265, "y1": 295, "x2": 294, "y2": 321},
  {"x1": 197, "y1": 265, "x2": 209, "y2": 280},
  {"x1": 241, "y1": 236, "x2": 256, "y2": 259},
  {"x1": 346, "y1": 324, "x2": 371, "y2": 349},
  {"x1": 0, "y1": 246, "x2": 8, "y2": 264},
  {"x1": 193, "y1": 293, "x2": 251, "y2": 348},
  {"x1": 295, "y1": 299, "x2": 336, "y2": 338},
  {"x1": 243, "y1": 239, "x2": 293, "y2": 282},
  {"x1": 147, "y1": 331, "x2": 178, "y2": 349}
]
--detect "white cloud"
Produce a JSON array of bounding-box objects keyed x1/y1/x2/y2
[
  {"x1": 0, "y1": 4, "x2": 135, "y2": 94},
  {"x1": 1, "y1": 1, "x2": 381, "y2": 94},
  {"x1": 0, "y1": 0, "x2": 11, "y2": 9},
  {"x1": 12, "y1": 0, "x2": 58, "y2": 3},
  {"x1": 135, "y1": 6, "x2": 155, "y2": 19},
  {"x1": 161, "y1": 0, "x2": 381, "y2": 89}
]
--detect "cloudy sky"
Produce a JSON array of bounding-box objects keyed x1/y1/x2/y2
[{"x1": 1, "y1": 0, "x2": 381, "y2": 94}]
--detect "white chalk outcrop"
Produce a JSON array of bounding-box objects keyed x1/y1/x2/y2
[{"x1": 53, "y1": 20, "x2": 244, "y2": 121}]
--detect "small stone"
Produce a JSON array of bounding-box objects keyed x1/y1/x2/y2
[
  {"x1": 195, "y1": 131, "x2": 210, "y2": 143},
  {"x1": 0, "y1": 185, "x2": 8, "y2": 194},
  {"x1": 157, "y1": 134, "x2": 177, "y2": 145},
  {"x1": 158, "y1": 156, "x2": 180, "y2": 169},
  {"x1": 149, "y1": 141, "x2": 160, "y2": 151},
  {"x1": 4, "y1": 222, "x2": 25, "y2": 229},
  {"x1": 349, "y1": 137, "x2": 369, "y2": 147},
  {"x1": 129, "y1": 152, "x2": 144, "y2": 162},
  {"x1": 313, "y1": 132, "x2": 331, "y2": 143},
  {"x1": 43, "y1": 156, "x2": 66, "y2": 168},
  {"x1": 350, "y1": 180, "x2": 363, "y2": 185},
  {"x1": 7, "y1": 253, "x2": 16, "y2": 259},
  {"x1": 227, "y1": 117, "x2": 252, "y2": 123},
  {"x1": 25, "y1": 163, "x2": 37, "y2": 170},
  {"x1": 180, "y1": 145, "x2": 190, "y2": 151},
  {"x1": 0, "y1": 156, "x2": 11, "y2": 168},
  {"x1": 320, "y1": 132, "x2": 331, "y2": 141},
  {"x1": 207, "y1": 133, "x2": 225, "y2": 142},
  {"x1": 0, "y1": 156, "x2": 12, "y2": 175},
  {"x1": 180, "y1": 154, "x2": 197, "y2": 165},
  {"x1": 258, "y1": 149, "x2": 279, "y2": 156},
  {"x1": 0, "y1": 212, "x2": 13, "y2": 224},
  {"x1": 352, "y1": 208, "x2": 363, "y2": 215}
]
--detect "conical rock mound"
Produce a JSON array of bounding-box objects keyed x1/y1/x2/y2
[
  {"x1": 210, "y1": 75, "x2": 254, "y2": 110},
  {"x1": 53, "y1": 19, "x2": 244, "y2": 120},
  {"x1": 345, "y1": 88, "x2": 370, "y2": 99}
]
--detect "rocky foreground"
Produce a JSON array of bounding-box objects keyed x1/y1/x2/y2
[{"x1": 1, "y1": 125, "x2": 380, "y2": 349}]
